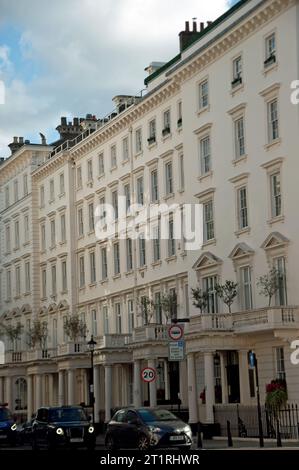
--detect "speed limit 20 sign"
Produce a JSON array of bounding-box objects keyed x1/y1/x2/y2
[{"x1": 141, "y1": 367, "x2": 156, "y2": 383}]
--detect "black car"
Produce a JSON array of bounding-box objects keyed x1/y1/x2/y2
[
  {"x1": 0, "y1": 405, "x2": 17, "y2": 446},
  {"x1": 32, "y1": 406, "x2": 96, "y2": 450},
  {"x1": 16, "y1": 419, "x2": 34, "y2": 445},
  {"x1": 105, "y1": 408, "x2": 193, "y2": 450}
]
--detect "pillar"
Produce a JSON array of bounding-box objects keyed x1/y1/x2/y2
[
  {"x1": 5, "y1": 376, "x2": 12, "y2": 410},
  {"x1": 148, "y1": 359, "x2": 157, "y2": 407},
  {"x1": 68, "y1": 369, "x2": 75, "y2": 405},
  {"x1": 133, "y1": 360, "x2": 142, "y2": 407},
  {"x1": 27, "y1": 375, "x2": 33, "y2": 420},
  {"x1": 105, "y1": 365, "x2": 112, "y2": 422},
  {"x1": 94, "y1": 366, "x2": 100, "y2": 424},
  {"x1": 204, "y1": 352, "x2": 215, "y2": 423},
  {"x1": 220, "y1": 352, "x2": 228, "y2": 404},
  {"x1": 58, "y1": 370, "x2": 65, "y2": 406},
  {"x1": 179, "y1": 360, "x2": 188, "y2": 406},
  {"x1": 48, "y1": 373, "x2": 54, "y2": 406},
  {"x1": 163, "y1": 360, "x2": 170, "y2": 401},
  {"x1": 239, "y1": 350, "x2": 251, "y2": 404},
  {"x1": 0, "y1": 377, "x2": 4, "y2": 403},
  {"x1": 187, "y1": 353, "x2": 198, "y2": 424},
  {"x1": 35, "y1": 374, "x2": 42, "y2": 410}
]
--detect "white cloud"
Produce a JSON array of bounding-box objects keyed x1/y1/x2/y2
[{"x1": 0, "y1": 0, "x2": 229, "y2": 156}]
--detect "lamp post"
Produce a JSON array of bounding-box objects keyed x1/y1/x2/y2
[
  {"x1": 87, "y1": 335, "x2": 97, "y2": 425},
  {"x1": 249, "y1": 350, "x2": 264, "y2": 447}
]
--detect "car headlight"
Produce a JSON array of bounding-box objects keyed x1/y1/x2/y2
[
  {"x1": 148, "y1": 426, "x2": 162, "y2": 433},
  {"x1": 11, "y1": 424, "x2": 17, "y2": 431},
  {"x1": 56, "y1": 427, "x2": 64, "y2": 435},
  {"x1": 184, "y1": 426, "x2": 192, "y2": 436},
  {"x1": 88, "y1": 426, "x2": 94, "y2": 434}
]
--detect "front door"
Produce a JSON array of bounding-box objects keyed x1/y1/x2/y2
[
  {"x1": 169, "y1": 361, "x2": 180, "y2": 404},
  {"x1": 226, "y1": 352, "x2": 240, "y2": 403}
]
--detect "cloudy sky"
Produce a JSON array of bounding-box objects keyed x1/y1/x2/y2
[{"x1": 0, "y1": 0, "x2": 237, "y2": 157}]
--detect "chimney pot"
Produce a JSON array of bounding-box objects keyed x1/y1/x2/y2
[
  {"x1": 13, "y1": 136, "x2": 18, "y2": 143},
  {"x1": 207, "y1": 20, "x2": 213, "y2": 26},
  {"x1": 200, "y1": 22, "x2": 205, "y2": 31},
  {"x1": 193, "y1": 21, "x2": 197, "y2": 32},
  {"x1": 73, "y1": 117, "x2": 79, "y2": 126},
  {"x1": 19, "y1": 137, "x2": 24, "y2": 144},
  {"x1": 61, "y1": 117, "x2": 67, "y2": 126},
  {"x1": 185, "y1": 21, "x2": 189, "y2": 32}
]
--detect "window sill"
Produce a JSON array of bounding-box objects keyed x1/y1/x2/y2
[
  {"x1": 134, "y1": 151, "x2": 143, "y2": 159},
  {"x1": 23, "y1": 241, "x2": 30, "y2": 247},
  {"x1": 235, "y1": 227, "x2": 251, "y2": 237},
  {"x1": 60, "y1": 290, "x2": 68, "y2": 295},
  {"x1": 59, "y1": 192, "x2": 66, "y2": 199},
  {"x1": 41, "y1": 297, "x2": 47, "y2": 302},
  {"x1": 76, "y1": 186, "x2": 83, "y2": 191},
  {"x1": 100, "y1": 279, "x2": 108, "y2": 285},
  {"x1": 232, "y1": 155, "x2": 247, "y2": 166},
  {"x1": 112, "y1": 274, "x2": 121, "y2": 280},
  {"x1": 197, "y1": 105, "x2": 210, "y2": 117},
  {"x1": 89, "y1": 282, "x2": 97, "y2": 288},
  {"x1": 197, "y1": 171, "x2": 213, "y2": 182},
  {"x1": 125, "y1": 270, "x2": 134, "y2": 277},
  {"x1": 151, "y1": 260, "x2": 162, "y2": 268},
  {"x1": 88, "y1": 230, "x2": 95, "y2": 236},
  {"x1": 230, "y1": 83, "x2": 244, "y2": 96},
  {"x1": 49, "y1": 245, "x2": 57, "y2": 251},
  {"x1": 264, "y1": 138, "x2": 281, "y2": 151},
  {"x1": 13, "y1": 247, "x2": 19, "y2": 252},
  {"x1": 79, "y1": 286, "x2": 86, "y2": 291},
  {"x1": 122, "y1": 159, "x2": 129, "y2": 166},
  {"x1": 14, "y1": 295, "x2": 21, "y2": 300},
  {"x1": 59, "y1": 240, "x2": 67, "y2": 246},
  {"x1": 87, "y1": 180, "x2": 94, "y2": 187},
  {"x1": 78, "y1": 235, "x2": 84, "y2": 241},
  {"x1": 165, "y1": 255, "x2": 177, "y2": 263},
  {"x1": 24, "y1": 291, "x2": 31, "y2": 296},
  {"x1": 161, "y1": 132, "x2": 172, "y2": 142},
  {"x1": 148, "y1": 141, "x2": 157, "y2": 150},
  {"x1": 178, "y1": 188, "x2": 185, "y2": 194},
  {"x1": 40, "y1": 249, "x2": 46, "y2": 255},
  {"x1": 49, "y1": 199, "x2": 55, "y2": 204},
  {"x1": 263, "y1": 62, "x2": 278, "y2": 76},
  {"x1": 267, "y1": 215, "x2": 285, "y2": 226},
  {"x1": 138, "y1": 266, "x2": 147, "y2": 273},
  {"x1": 163, "y1": 193, "x2": 175, "y2": 201},
  {"x1": 202, "y1": 238, "x2": 216, "y2": 248},
  {"x1": 50, "y1": 294, "x2": 57, "y2": 300},
  {"x1": 98, "y1": 173, "x2": 105, "y2": 180}
]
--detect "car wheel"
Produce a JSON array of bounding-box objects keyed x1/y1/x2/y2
[
  {"x1": 137, "y1": 434, "x2": 150, "y2": 451},
  {"x1": 105, "y1": 434, "x2": 117, "y2": 450}
]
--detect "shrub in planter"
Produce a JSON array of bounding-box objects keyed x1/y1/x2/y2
[{"x1": 265, "y1": 379, "x2": 288, "y2": 409}]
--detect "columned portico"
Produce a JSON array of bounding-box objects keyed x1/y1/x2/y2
[
  {"x1": 204, "y1": 352, "x2": 215, "y2": 423},
  {"x1": 148, "y1": 359, "x2": 157, "y2": 407},
  {"x1": 104, "y1": 365, "x2": 112, "y2": 422},
  {"x1": 94, "y1": 365, "x2": 100, "y2": 423},
  {"x1": 133, "y1": 360, "x2": 141, "y2": 407},
  {"x1": 187, "y1": 353, "x2": 198, "y2": 424},
  {"x1": 58, "y1": 370, "x2": 65, "y2": 406},
  {"x1": 35, "y1": 374, "x2": 42, "y2": 410},
  {"x1": 68, "y1": 369, "x2": 75, "y2": 405}
]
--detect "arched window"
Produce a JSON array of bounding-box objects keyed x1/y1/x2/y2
[{"x1": 15, "y1": 377, "x2": 27, "y2": 410}]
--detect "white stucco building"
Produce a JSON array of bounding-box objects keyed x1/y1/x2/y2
[{"x1": 1, "y1": 0, "x2": 299, "y2": 436}]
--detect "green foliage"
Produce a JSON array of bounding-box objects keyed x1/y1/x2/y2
[
  {"x1": 27, "y1": 320, "x2": 48, "y2": 348},
  {"x1": 191, "y1": 287, "x2": 209, "y2": 313},
  {"x1": 63, "y1": 314, "x2": 87, "y2": 342},
  {"x1": 215, "y1": 280, "x2": 238, "y2": 313},
  {"x1": 257, "y1": 267, "x2": 280, "y2": 307}
]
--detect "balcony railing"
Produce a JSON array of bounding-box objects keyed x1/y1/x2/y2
[
  {"x1": 130, "y1": 324, "x2": 169, "y2": 343},
  {"x1": 57, "y1": 342, "x2": 86, "y2": 356},
  {"x1": 27, "y1": 348, "x2": 57, "y2": 361},
  {"x1": 5, "y1": 351, "x2": 24, "y2": 363},
  {"x1": 97, "y1": 334, "x2": 131, "y2": 349},
  {"x1": 187, "y1": 307, "x2": 299, "y2": 335}
]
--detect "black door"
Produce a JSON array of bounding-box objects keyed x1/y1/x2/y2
[
  {"x1": 169, "y1": 361, "x2": 180, "y2": 404},
  {"x1": 226, "y1": 352, "x2": 240, "y2": 403}
]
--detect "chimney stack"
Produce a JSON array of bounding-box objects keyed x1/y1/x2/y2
[
  {"x1": 193, "y1": 21, "x2": 197, "y2": 32},
  {"x1": 8, "y1": 136, "x2": 25, "y2": 154},
  {"x1": 200, "y1": 22, "x2": 205, "y2": 31}
]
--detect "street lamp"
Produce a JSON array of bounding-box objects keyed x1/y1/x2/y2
[
  {"x1": 87, "y1": 335, "x2": 97, "y2": 425},
  {"x1": 249, "y1": 350, "x2": 264, "y2": 447}
]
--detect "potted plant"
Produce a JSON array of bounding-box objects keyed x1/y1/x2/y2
[
  {"x1": 215, "y1": 280, "x2": 238, "y2": 313},
  {"x1": 257, "y1": 267, "x2": 280, "y2": 307},
  {"x1": 191, "y1": 287, "x2": 209, "y2": 313},
  {"x1": 265, "y1": 379, "x2": 287, "y2": 409}
]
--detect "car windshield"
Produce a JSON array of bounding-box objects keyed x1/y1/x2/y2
[
  {"x1": 49, "y1": 408, "x2": 88, "y2": 423},
  {"x1": 138, "y1": 409, "x2": 179, "y2": 422},
  {"x1": 0, "y1": 408, "x2": 12, "y2": 421}
]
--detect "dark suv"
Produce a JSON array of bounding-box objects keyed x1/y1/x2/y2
[
  {"x1": 0, "y1": 404, "x2": 17, "y2": 445},
  {"x1": 32, "y1": 406, "x2": 96, "y2": 450}
]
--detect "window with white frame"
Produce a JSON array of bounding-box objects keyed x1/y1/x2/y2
[
  {"x1": 14, "y1": 220, "x2": 20, "y2": 249},
  {"x1": 139, "y1": 234, "x2": 146, "y2": 267},
  {"x1": 232, "y1": 56, "x2": 242, "y2": 84},
  {"x1": 99, "y1": 196, "x2": 106, "y2": 225},
  {"x1": 60, "y1": 214, "x2": 66, "y2": 243},
  {"x1": 199, "y1": 79, "x2": 209, "y2": 109},
  {"x1": 111, "y1": 144, "x2": 117, "y2": 168},
  {"x1": 101, "y1": 247, "x2": 108, "y2": 279},
  {"x1": 162, "y1": 110, "x2": 171, "y2": 134},
  {"x1": 203, "y1": 275, "x2": 218, "y2": 313},
  {"x1": 88, "y1": 202, "x2": 95, "y2": 232},
  {"x1": 267, "y1": 99, "x2": 279, "y2": 142},
  {"x1": 124, "y1": 183, "x2": 131, "y2": 213},
  {"x1": 15, "y1": 266, "x2": 21, "y2": 296},
  {"x1": 165, "y1": 161, "x2": 173, "y2": 195},
  {"x1": 87, "y1": 159, "x2": 93, "y2": 181},
  {"x1": 150, "y1": 169, "x2": 159, "y2": 202},
  {"x1": 78, "y1": 207, "x2": 84, "y2": 236},
  {"x1": 90, "y1": 252, "x2": 96, "y2": 283},
  {"x1": 5, "y1": 186, "x2": 9, "y2": 208},
  {"x1": 59, "y1": 173, "x2": 65, "y2": 194},
  {"x1": 270, "y1": 172, "x2": 282, "y2": 218},
  {"x1": 6, "y1": 269, "x2": 11, "y2": 300},
  {"x1": 79, "y1": 255, "x2": 85, "y2": 288},
  {"x1": 275, "y1": 347, "x2": 286, "y2": 380},
  {"x1": 113, "y1": 242, "x2": 120, "y2": 275},
  {"x1": 23, "y1": 174, "x2": 28, "y2": 196},
  {"x1": 128, "y1": 299, "x2": 134, "y2": 333},
  {"x1": 115, "y1": 303, "x2": 122, "y2": 334},
  {"x1": 275, "y1": 256, "x2": 287, "y2": 306},
  {"x1": 168, "y1": 215, "x2": 176, "y2": 257},
  {"x1": 237, "y1": 186, "x2": 248, "y2": 230},
  {"x1": 234, "y1": 116, "x2": 245, "y2": 159},
  {"x1": 179, "y1": 154, "x2": 185, "y2": 191},
  {"x1": 169, "y1": 288, "x2": 177, "y2": 320},
  {"x1": 122, "y1": 136, "x2": 129, "y2": 161},
  {"x1": 148, "y1": 119, "x2": 156, "y2": 143},
  {"x1": 137, "y1": 176, "x2": 144, "y2": 205},
  {"x1": 126, "y1": 238, "x2": 133, "y2": 271},
  {"x1": 41, "y1": 268, "x2": 47, "y2": 298},
  {"x1": 103, "y1": 305, "x2": 109, "y2": 334},
  {"x1": 5, "y1": 225, "x2": 11, "y2": 253},
  {"x1": 112, "y1": 190, "x2": 118, "y2": 219},
  {"x1": 203, "y1": 200, "x2": 214, "y2": 241},
  {"x1": 49, "y1": 179, "x2": 54, "y2": 201},
  {"x1": 77, "y1": 166, "x2": 82, "y2": 188},
  {"x1": 50, "y1": 219, "x2": 56, "y2": 247},
  {"x1": 153, "y1": 223, "x2": 160, "y2": 262},
  {"x1": 41, "y1": 224, "x2": 46, "y2": 251},
  {"x1": 14, "y1": 179, "x2": 19, "y2": 202},
  {"x1": 98, "y1": 152, "x2": 104, "y2": 175},
  {"x1": 25, "y1": 261, "x2": 30, "y2": 293},
  {"x1": 91, "y1": 309, "x2": 97, "y2": 337},
  {"x1": 135, "y1": 128, "x2": 142, "y2": 153},
  {"x1": 200, "y1": 135, "x2": 211, "y2": 174},
  {"x1": 177, "y1": 101, "x2": 182, "y2": 127},
  {"x1": 51, "y1": 264, "x2": 57, "y2": 296},
  {"x1": 24, "y1": 214, "x2": 29, "y2": 243},
  {"x1": 61, "y1": 260, "x2": 67, "y2": 291},
  {"x1": 240, "y1": 266, "x2": 253, "y2": 310},
  {"x1": 265, "y1": 32, "x2": 276, "y2": 65}
]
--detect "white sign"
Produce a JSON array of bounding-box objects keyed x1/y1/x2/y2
[
  {"x1": 169, "y1": 340, "x2": 185, "y2": 361},
  {"x1": 141, "y1": 367, "x2": 156, "y2": 383},
  {"x1": 168, "y1": 324, "x2": 183, "y2": 341}
]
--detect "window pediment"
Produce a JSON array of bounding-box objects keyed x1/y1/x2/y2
[
  {"x1": 261, "y1": 232, "x2": 289, "y2": 251},
  {"x1": 193, "y1": 251, "x2": 222, "y2": 271},
  {"x1": 229, "y1": 242, "x2": 254, "y2": 260}
]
